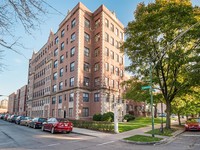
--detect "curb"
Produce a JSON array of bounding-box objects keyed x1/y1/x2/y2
[
  {"x1": 72, "y1": 131, "x2": 97, "y2": 137},
  {"x1": 121, "y1": 129, "x2": 185, "y2": 145}
]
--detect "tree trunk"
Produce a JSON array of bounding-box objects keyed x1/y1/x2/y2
[
  {"x1": 165, "y1": 100, "x2": 171, "y2": 129},
  {"x1": 177, "y1": 112, "x2": 181, "y2": 126}
]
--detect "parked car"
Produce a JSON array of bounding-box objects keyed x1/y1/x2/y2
[
  {"x1": 42, "y1": 118, "x2": 73, "y2": 134},
  {"x1": 0, "y1": 114, "x2": 5, "y2": 119},
  {"x1": 20, "y1": 117, "x2": 32, "y2": 126},
  {"x1": 15, "y1": 116, "x2": 26, "y2": 125},
  {"x1": 28, "y1": 118, "x2": 47, "y2": 129},
  {"x1": 185, "y1": 118, "x2": 200, "y2": 131},
  {"x1": 4, "y1": 114, "x2": 10, "y2": 121},
  {"x1": 10, "y1": 115, "x2": 18, "y2": 123}
]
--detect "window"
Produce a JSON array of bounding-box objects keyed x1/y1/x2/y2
[
  {"x1": 66, "y1": 38, "x2": 68, "y2": 44},
  {"x1": 120, "y1": 32, "x2": 123, "y2": 40},
  {"x1": 111, "y1": 65, "x2": 114, "y2": 74},
  {"x1": 110, "y1": 37, "x2": 114, "y2": 46},
  {"x1": 82, "y1": 107, "x2": 89, "y2": 117},
  {"x1": 54, "y1": 60, "x2": 58, "y2": 68},
  {"x1": 110, "y1": 23, "x2": 114, "y2": 32},
  {"x1": 84, "y1": 18, "x2": 90, "y2": 28},
  {"x1": 111, "y1": 79, "x2": 114, "y2": 88},
  {"x1": 66, "y1": 51, "x2": 68, "y2": 58},
  {"x1": 52, "y1": 109, "x2": 55, "y2": 117},
  {"x1": 84, "y1": 63, "x2": 89, "y2": 72},
  {"x1": 60, "y1": 55, "x2": 64, "y2": 63},
  {"x1": 84, "y1": 47, "x2": 89, "y2": 57},
  {"x1": 58, "y1": 109, "x2": 62, "y2": 117},
  {"x1": 116, "y1": 54, "x2": 119, "y2": 62},
  {"x1": 94, "y1": 48, "x2": 99, "y2": 57},
  {"x1": 110, "y1": 51, "x2": 114, "y2": 59},
  {"x1": 65, "y1": 65, "x2": 67, "y2": 72},
  {"x1": 52, "y1": 85, "x2": 57, "y2": 92},
  {"x1": 84, "y1": 32, "x2": 90, "y2": 42},
  {"x1": 105, "y1": 33, "x2": 109, "y2": 42},
  {"x1": 55, "y1": 37, "x2": 59, "y2": 44},
  {"x1": 70, "y1": 47, "x2": 75, "y2": 57},
  {"x1": 71, "y1": 32, "x2": 76, "y2": 42},
  {"x1": 65, "y1": 79, "x2": 67, "y2": 86},
  {"x1": 71, "y1": 18, "x2": 76, "y2": 28},
  {"x1": 105, "y1": 77, "x2": 109, "y2": 86},
  {"x1": 61, "y1": 42, "x2": 64, "y2": 50},
  {"x1": 116, "y1": 81, "x2": 119, "y2": 88},
  {"x1": 61, "y1": 29, "x2": 65, "y2": 37},
  {"x1": 70, "y1": 62, "x2": 75, "y2": 72},
  {"x1": 52, "y1": 97, "x2": 56, "y2": 104},
  {"x1": 115, "y1": 28, "x2": 119, "y2": 36},
  {"x1": 59, "y1": 82, "x2": 63, "y2": 90},
  {"x1": 83, "y1": 93, "x2": 89, "y2": 102},
  {"x1": 59, "y1": 95, "x2": 62, "y2": 103},
  {"x1": 54, "y1": 49, "x2": 58, "y2": 56},
  {"x1": 105, "y1": 47, "x2": 109, "y2": 56},
  {"x1": 95, "y1": 33, "x2": 100, "y2": 42},
  {"x1": 70, "y1": 77, "x2": 74, "y2": 87},
  {"x1": 120, "y1": 70, "x2": 123, "y2": 77},
  {"x1": 116, "y1": 67, "x2": 119, "y2": 76},
  {"x1": 84, "y1": 77, "x2": 89, "y2": 86},
  {"x1": 60, "y1": 68, "x2": 63, "y2": 77},
  {"x1": 94, "y1": 93, "x2": 100, "y2": 102},
  {"x1": 105, "y1": 62, "x2": 109, "y2": 71},
  {"x1": 69, "y1": 108, "x2": 73, "y2": 117},
  {"x1": 94, "y1": 63, "x2": 99, "y2": 71},
  {"x1": 105, "y1": 18, "x2": 109, "y2": 27},
  {"x1": 95, "y1": 19, "x2": 100, "y2": 28},
  {"x1": 69, "y1": 93, "x2": 74, "y2": 102},
  {"x1": 94, "y1": 78, "x2": 100, "y2": 86},
  {"x1": 53, "y1": 72, "x2": 57, "y2": 80},
  {"x1": 115, "y1": 41, "x2": 119, "y2": 49}
]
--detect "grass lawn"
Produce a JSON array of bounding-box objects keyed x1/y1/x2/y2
[
  {"x1": 124, "y1": 135, "x2": 163, "y2": 142},
  {"x1": 119, "y1": 117, "x2": 166, "y2": 133},
  {"x1": 146, "y1": 128, "x2": 177, "y2": 136}
]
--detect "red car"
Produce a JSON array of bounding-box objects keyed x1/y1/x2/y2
[
  {"x1": 185, "y1": 118, "x2": 200, "y2": 131},
  {"x1": 42, "y1": 118, "x2": 73, "y2": 134}
]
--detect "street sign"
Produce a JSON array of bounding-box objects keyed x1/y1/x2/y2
[{"x1": 141, "y1": 86, "x2": 151, "y2": 90}]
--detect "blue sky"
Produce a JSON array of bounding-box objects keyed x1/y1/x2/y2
[{"x1": 0, "y1": 0, "x2": 199, "y2": 100}]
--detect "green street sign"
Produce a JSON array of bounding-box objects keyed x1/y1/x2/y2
[{"x1": 141, "y1": 86, "x2": 151, "y2": 90}]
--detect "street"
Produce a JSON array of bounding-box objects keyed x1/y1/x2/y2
[{"x1": 0, "y1": 119, "x2": 200, "y2": 150}]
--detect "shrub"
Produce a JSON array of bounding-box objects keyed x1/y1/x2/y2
[
  {"x1": 124, "y1": 114, "x2": 135, "y2": 122},
  {"x1": 93, "y1": 113, "x2": 102, "y2": 121},
  {"x1": 101, "y1": 112, "x2": 114, "y2": 122}
]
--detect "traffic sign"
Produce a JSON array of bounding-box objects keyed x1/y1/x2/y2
[{"x1": 141, "y1": 86, "x2": 151, "y2": 90}]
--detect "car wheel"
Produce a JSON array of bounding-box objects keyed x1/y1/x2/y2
[
  {"x1": 66, "y1": 131, "x2": 71, "y2": 134},
  {"x1": 51, "y1": 127, "x2": 55, "y2": 134},
  {"x1": 41, "y1": 126, "x2": 45, "y2": 131}
]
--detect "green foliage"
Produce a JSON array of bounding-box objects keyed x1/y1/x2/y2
[
  {"x1": 69, "y1": 119, "x2": 114, "y2": 132},
  {"x1": 123, "y1": 114, "x2": 135, "y2": 122},
  {"x1": 123, "y1": 0, "x2": 200, "y2": 128},
  {"x1": 146, "y1": 128, "x2": 177, "y2": 136},
  {"x1": 124, "y1": 135, "x2": 163, "y2": 142},
  {"x1": 101, "y1": 112, "x2": 114, "y2": 122},
  {"x1": 93, "y1": 113, "x2": 102, "y2": 121}
]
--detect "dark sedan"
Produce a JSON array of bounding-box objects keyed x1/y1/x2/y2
[
  {"x1": 42, "y1": 118, "x2": 73, "y2": 134},
  {"x1": 28, "y1": 118, "x2": 47, "y2": 129},
  {"x1": 15, "y1": 116, "x2": 26, "y2": 125}
]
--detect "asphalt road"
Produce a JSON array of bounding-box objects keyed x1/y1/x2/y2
[{"x1": 0, "y1": 119, "x2": 200, "y2": 150}]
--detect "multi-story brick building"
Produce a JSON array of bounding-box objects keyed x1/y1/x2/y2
[
  {"x1": 18, "y1": 85, "x2": 27, "y2": 115},
  {"x1": 27, "y1": 2, "x2": 126, "y2": 120},
  {"x1": 8, "y1": 93, "x2": 16, "y2": 114}
]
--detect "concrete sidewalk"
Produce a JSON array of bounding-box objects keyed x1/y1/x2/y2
[{"x1": 72, "y1": 123, "x2": 185, "y2": 143}]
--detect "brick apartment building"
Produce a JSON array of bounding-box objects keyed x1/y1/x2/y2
[
  {"x1": 26, "y1": 2, "x2": 126, "y2": 120},
  {"x1": 8, "y1": 85, "x2": 27, "y2": 115}
]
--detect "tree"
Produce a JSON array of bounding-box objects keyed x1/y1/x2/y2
[
  {"x1": 0, "y1": 0, "x2": 47, "y2": 70},
  {"x1": 122, "y1": 77, "x2": 163, "y2": 118},
  {"x1": 123, "y1": 0, "x2": 200, "y2": 129}
]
